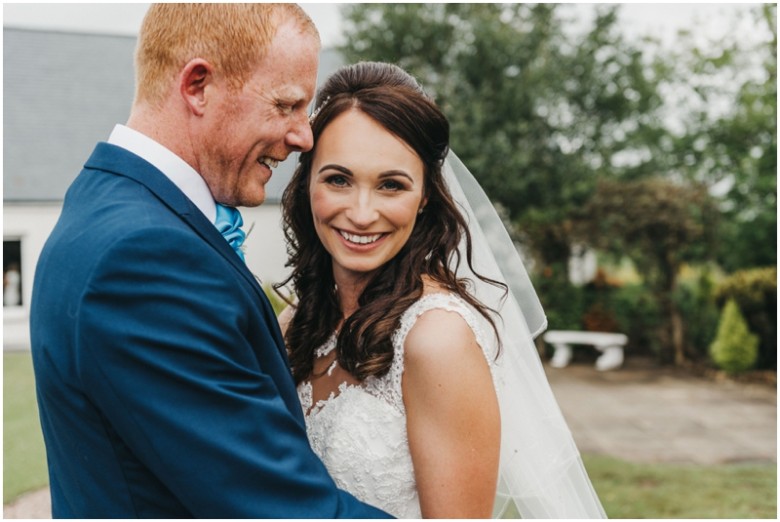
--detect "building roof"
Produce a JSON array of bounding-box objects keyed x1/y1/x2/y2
[{"x1": 3, "y1": 27, "x2": 343, "y2": 203}]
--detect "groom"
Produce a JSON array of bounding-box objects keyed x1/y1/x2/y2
[{"x1": 29, "y1": 4, "x2": 389, "y2": 518}]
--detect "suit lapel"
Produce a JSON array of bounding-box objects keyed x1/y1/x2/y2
[{"x1": 84, "y1": 142, "x2": 286, "y2": 356}]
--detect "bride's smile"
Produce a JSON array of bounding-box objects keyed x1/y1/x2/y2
[
  {"x1": 337, "y1": 229, "x2": 385, "y2": 245},
  {"x1": 309, "y1": 108, "x2": 426, "y2": 280}
]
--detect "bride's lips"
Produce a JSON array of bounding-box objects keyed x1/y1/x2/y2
[{"x1": 334, "y1": 228, "x2": 388, "y2": 251}]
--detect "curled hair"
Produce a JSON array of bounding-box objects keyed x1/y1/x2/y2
[{"x1": 277, "y1": 62, "x2": 504, "y2": 384}]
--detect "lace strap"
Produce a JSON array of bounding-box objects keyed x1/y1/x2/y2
[
  {"x1": 366, "y1": 293, "x2": 495, "y2": 414},
  {"x1": 394, "y1": 292, "x2": 484, "y2": 345}
]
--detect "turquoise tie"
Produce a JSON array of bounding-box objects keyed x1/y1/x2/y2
[{"x1": 214, "y1": 204, "x2": 246, "y2": 262}]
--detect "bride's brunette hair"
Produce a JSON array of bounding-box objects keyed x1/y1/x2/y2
[{"x1": 277, "y1": 61, "x2": 504, "y2": 384}]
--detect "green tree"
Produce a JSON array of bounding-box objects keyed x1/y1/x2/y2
[
  {"x1": 714, "y1": 6, "x2": 776, "y2": 270},
  {"x1": 339, "y1": 4, "x2": 772, "y2": 366},
  {"x1": 709, "y1": 299, "x2": 759, "y2": 373},
  {"x1": 661, "y1": 4, "x2": 777, "y2": 270},
  {"x1": 578, "y1": 177, "x2": 718, "y2": 364},
  {"x1": 340, "y1": 3, "x2": 669, "y2": 272}
]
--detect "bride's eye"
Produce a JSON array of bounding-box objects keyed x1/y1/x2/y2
[
  {"x1": 324, "y1": 174, "x2": 349, "y2": 187},
  {"x1": 379, "y1": 179, "x2": 405, "y2": 191}
]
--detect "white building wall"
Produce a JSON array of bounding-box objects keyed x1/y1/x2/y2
[
  {"x1": 3, "y1": 202, "x2": 288, "y2": 351},
  {"x1": 4, "y1": 203, "x2": 62, "y2": 349},
  {"x1": 240, "y1": 204, "x2": 292, "y2": 286}
]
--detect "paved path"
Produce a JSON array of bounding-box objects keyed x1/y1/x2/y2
[
  {"x1": 546, "y1": 360, "x2": 776, "y2": 465},
  {"x1": 5, "y1": 360, "x2": 776, "y2": 518},
  {"x1": 3, "y1": 489, "x2": 50, "y2": 520}
]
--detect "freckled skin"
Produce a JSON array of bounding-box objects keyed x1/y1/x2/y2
[{"x1": 196, "y1": 20, "x2": 319, "y2": 207}]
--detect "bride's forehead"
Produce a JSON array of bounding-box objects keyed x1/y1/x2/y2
[
  {"x1": 320, "y1": 109, "x2": 389, "y2": 137},
  {"x1": 313, "y1": 113, "x2": 424, "y2": 178}
]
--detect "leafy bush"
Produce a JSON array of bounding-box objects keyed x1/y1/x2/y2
[
  {"x1": 534, "y1": 264, "x2": 586, "y2": 331},
  {"x1": 715, "y1": 267, "x2": 776, "y2": 370},
  {"x1": 673, "y1": 269, "x2": 720, "y2": 360},
  {"x1": 538, "y1": 267, "x2": 665, "y2": 358},
  {"x1": 609, "y1": 283, "x2": 663, "y2": 357},
  {"x1": 582, "y1": 302, "x2": 621, "y2": 332},
  {"x1": 581, "y1": 269, "x2": 622, "y2": 332},
  {"x1": 709, "y1": 299, "x2": 759, "y2": 373}
]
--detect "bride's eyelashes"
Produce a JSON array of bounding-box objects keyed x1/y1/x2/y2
[
  {"x1": 321, "y1": 173, "x2": 412, "y2": 192},
  {"x1": 324, "y1": 173, "x2": 350, "y2": 187},
  {"x1": 378, "y1": 179, "x2": 407, "y2": 191}
]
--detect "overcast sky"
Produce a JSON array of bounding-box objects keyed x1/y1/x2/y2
[
  {"x1": 2, "y1": 3, "x2": 767, "y2": 49},
  {"x1": 2, "y1": 3, "x2": 345, "y2": 44}
]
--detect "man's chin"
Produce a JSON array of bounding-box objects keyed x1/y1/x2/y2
[{"x1": 237, "y1": 191, "x2": 266, "y2": 208}]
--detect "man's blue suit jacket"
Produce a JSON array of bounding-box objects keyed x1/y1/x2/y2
[{"x1": 29, "y1": 143, "x2": 390, "y2": 518}]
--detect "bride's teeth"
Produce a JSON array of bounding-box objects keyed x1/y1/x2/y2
[{"x1": 339, "y1": 231, "x2": 382, "y2": 245}]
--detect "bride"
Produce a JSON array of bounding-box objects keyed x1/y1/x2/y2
[{"x1": 276, "y1": 61, "x2": 606, "y2": 519}]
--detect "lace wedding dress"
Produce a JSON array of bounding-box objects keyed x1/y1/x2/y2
[
  {"x1": 294, "y1": 152, "x2": 605, "y2": 519},
  {"x1": 297, "y1": 292, "x2": 493, "y2": 519}
]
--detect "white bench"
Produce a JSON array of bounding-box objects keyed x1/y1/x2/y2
[{"x1": 543, "y1": 330, "x2": 628, "y2": 371}]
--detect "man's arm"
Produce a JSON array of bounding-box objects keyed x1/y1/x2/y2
[{"x1": 78, "y1": 226, "x2": 390, "y2": 518}]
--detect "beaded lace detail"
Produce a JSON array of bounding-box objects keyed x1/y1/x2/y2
[{"x1": 297, "y1": 293, "x2": 494, "y2": 518}]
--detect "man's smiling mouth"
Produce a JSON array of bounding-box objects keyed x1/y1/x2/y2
[{"x1": 258, "y1": 157, "x2": 280, "y2": 169}]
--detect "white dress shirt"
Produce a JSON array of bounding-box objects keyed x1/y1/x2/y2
[{"x1": 108, "y1": 124, "x2": 217, "y2": 223}]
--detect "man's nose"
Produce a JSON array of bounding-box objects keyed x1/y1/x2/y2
[{"x1": 285, "y1": 113, "x2": 314, "y2": 152}]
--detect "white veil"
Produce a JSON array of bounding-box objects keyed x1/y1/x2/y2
[{"x1": 443, "y1": 152, "x2": 606, "y2": 519}]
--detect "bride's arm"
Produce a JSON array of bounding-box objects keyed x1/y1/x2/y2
[{"x1": 403, "y1": 308, "x2": 500, "y2": 518}]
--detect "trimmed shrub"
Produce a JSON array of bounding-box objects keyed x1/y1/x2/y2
[
  {"x1": 709, "y1": 299, "x2": 759, "y2": 374},
  {"x1": 715, "y1": 267, "x2": 777, "y2": 370}
]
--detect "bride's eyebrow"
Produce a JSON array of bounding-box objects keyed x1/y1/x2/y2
[
  {"x1": 318, "y1": 164, "x2": 352, "y2": 176},
  {"x1": 378, "y1": 171, "x2": 414, "y2": 183}
]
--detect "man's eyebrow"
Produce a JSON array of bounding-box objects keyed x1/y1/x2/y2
[{"x1": 275, "y1": 87, "x2": 310, "y2": 106}]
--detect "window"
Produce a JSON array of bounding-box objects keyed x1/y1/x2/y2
[{"x1": 4, "y1": 240, "x2": 23, "y2": 307}]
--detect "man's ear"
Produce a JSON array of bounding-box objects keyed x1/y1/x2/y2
[{"x1": 179, "y1": 58, "x2": 213, "y2": 116}]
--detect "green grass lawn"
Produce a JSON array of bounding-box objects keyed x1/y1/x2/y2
[
  {"x1": 4, "y1": 352, "x2": 48, "y2": 504},
  {"x1": 4, "y1": 352, "x2": 777, "y2": 517},
  {"x1": 583, "y1": 454, "x2": 777, "y2": 519}
]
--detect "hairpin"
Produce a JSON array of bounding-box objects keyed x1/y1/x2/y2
[{"x1": 308, "y1": 95, "x2": 331, "y2": 124}]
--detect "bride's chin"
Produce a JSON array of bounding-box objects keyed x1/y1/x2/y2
[{"x1": 334, "y1": 263, "x2": 381, "y2": 282}]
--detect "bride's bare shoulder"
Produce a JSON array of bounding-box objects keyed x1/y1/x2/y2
[
  {"x1": 420, "y1": 274, "x2": 450, "y2": 297},
  {"x1": 405, "y1": 280, "x2": 478, "y2": 364}
]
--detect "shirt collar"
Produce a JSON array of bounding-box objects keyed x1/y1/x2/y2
[{"x1": 107, "y1": 124, "x2": 217, "y2": 223}]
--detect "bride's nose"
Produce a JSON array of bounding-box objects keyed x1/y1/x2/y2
[{"x1": 345, "y1": 190, "x2": 379, "y2": 228}]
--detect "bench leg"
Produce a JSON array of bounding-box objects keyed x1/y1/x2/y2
[
  {"x1": 595, "y1": 345, "x2": 624, "y2": 371},
  {"x1": 549, "y1": 344, "x2": 573, "y2": 368}
]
